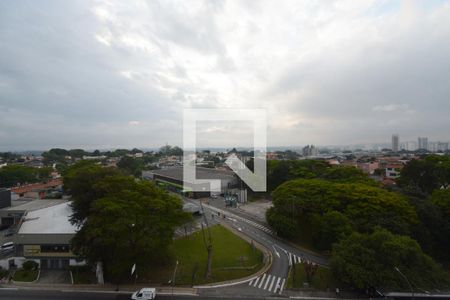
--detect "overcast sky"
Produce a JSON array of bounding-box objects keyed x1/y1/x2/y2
[{"x1": 1, "y1": 0, "x2": 450, "y2": 151}]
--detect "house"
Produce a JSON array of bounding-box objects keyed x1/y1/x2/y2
[{"x1": 385, "y1": 163, "x2": 403, "y2": 179}]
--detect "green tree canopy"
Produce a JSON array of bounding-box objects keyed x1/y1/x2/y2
[
  {"x1": 0, "y1": 165, "x2": 52, "y2": 188},
  {"x1": 311, "y1": 211, "x2": 352, "y2": 251},
  {"x1": 268, "y1": 179, "x2": 417, "y2": 246},
  {"x1": 257, "y1": 159, "x2": 376, "y2": 192},
  {"x1": 63, "y1": 161, "x2": 121, "y2": 224},
  {"x1": 71, "y1": 177, "x2": 190, "y2": 282},
  {"x1": 398, "y1": 155, "x2": 450, "y2": 197},
  {"x1": 117, "y1": 156, "x2": 144, "y2": 177},
  {"x1": 408, "y1": 195, "x2": 450, "y2": 262},
  {"x1": 429, "y1": 189, "x2": 450, "y2": 217},
  {"x1": 331, "y1": 228, "x2": 449, "y2": 290}
]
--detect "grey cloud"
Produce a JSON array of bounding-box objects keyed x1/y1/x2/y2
[{"x1": 1, "y1": 0, "x2": 450, "y2": 150}]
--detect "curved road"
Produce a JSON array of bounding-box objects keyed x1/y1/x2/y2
[{"x1": 185, "y1": 198, "x2": 328, "y2": 296}]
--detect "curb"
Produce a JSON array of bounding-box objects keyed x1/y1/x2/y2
[{"x1": 194, "y1": 221, "x2": 273, "y2": 289}]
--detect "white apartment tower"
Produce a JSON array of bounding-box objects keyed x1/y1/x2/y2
[
  {"x1": 392, "y1": 134, "x2": 399, "y2": 152},
  {"x1": 418, "y1": 137, "x2": 428, "y2": 150}
]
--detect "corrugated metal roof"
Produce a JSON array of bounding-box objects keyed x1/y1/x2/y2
[{"x1": 150, "y1": 167, "x2": 236, "y2": 183}]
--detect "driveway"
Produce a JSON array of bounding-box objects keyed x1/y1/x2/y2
[{"x1": 37, "y1": 270, "x2": 71, "y2": 284}]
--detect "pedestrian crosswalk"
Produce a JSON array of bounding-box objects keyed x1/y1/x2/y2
[
  {"x1": 287, "y1": 251, "x2": 303, "y2": 266},
  {"x1": 248, "y1": 274, "x2": 286, "y2": 294},
  {"x1": 239, "y1": 218, "x2": 275, "y2": 235},
  {"x1": 285, "y1": 250, "x2": 319, "y2": 267},
  {"x1": 206, "y1": 204, "x2": 276, "y2": 235}
]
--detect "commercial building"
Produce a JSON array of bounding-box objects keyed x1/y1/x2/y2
[
  {"x1": 0, "y1": 201, "x2": 83, "y2": 270},
  {"x1": 143, "y1": 167, "x2": 239, "y2": 198},
  {"x1": 0, "y1": 199, "x2": 66, "y2": 229},
  {"x1": 13, "y1": 202, "x2": 80, "y2": 270}
]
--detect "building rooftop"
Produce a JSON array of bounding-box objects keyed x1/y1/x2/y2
[
  {"x1": 5, "y1": 199, "x2": 67, "y2": 212},
  {"x1": 149, "y1": 166, "x2": 236, "y2": 183},
  {"x1": 11, "y1": 179, "x2": 63, "y2": 195},
  {"x1": 18, "y1": 201, "x2": 77, "y2": 234}
]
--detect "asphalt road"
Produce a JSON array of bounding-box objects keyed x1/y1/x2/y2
[
  {"x1": 184, "y1": 197, "x2": 328, "y2": 297},
  {"x1": 0, "y1": 289, "x2": 266, "y2": 300}
]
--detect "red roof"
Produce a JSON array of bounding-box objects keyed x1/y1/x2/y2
[{"x1": 11, "y1": 179, "x2": 63, "y2": 194}]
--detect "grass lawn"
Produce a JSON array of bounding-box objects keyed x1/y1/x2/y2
[
  {"x1": 146, "y1": 224, "x2": 264, "y2": 285},
  {"x1": 13, "y1": 269, "x2": 38, "y2": 282},
  {"x1": 70, "y1": 266, "x2": 97, "y2": 284},
  {"x1": 287, "y1": 263, "x2": 341, "y2": 290}
]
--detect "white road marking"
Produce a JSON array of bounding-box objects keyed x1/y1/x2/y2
[
  {"x1": 263, "y1": 274, "x2": 272, "y2": 290},
  {"x1": 275, "y1": 277, "x2": 281, "y2": 293},
  {"x1": 258, "y1": 273, "x2": 267, "y2": 288},
  {"x1": 279, "y1": 278, "x2": 286, "y2": 294},
  {"x1": 253, "y1": 276, "x2": 260, "y2": 287},
  {"x1": 268, "y1": 275, "x2": 276, "y2": 291},
  {"x1": 272, "y1": 245, "x2": 280, "y2": 258}
]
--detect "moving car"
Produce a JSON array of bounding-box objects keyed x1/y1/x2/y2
[{"x1": 131, "y1": 288, "x2": 156, "y2": 300}]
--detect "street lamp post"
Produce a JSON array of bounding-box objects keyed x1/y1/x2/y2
[{"x1": 395, "y1": 266, "x2": 414, "y2": 300}]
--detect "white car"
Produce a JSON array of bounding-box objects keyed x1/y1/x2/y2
[
  {"x1": 131, "y1": 288, "x2": 156, "y2": 300},
  {"x1": 1, "y1": 241, "x2": 14, "y2": 251}
]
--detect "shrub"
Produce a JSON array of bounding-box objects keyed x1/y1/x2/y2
[{"x1": 22, "y1": 260, "x2": 39, "y2": 271}]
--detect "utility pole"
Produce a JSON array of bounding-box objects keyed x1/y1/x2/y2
[{"x1": 199, "y1": 199, "x2": 213, "y2": 279}]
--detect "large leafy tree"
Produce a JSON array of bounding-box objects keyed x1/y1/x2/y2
[
  {"x1": 429, "y1": 189, "x2": 450, "y2": 217},
  {"x1": 70, "y1": 174, "x2": 190, "y2": 282},
  {"x1": 63, "y1": 160, "x2": 121, "y2": 224},
  {"x1": 311, "y1": 211, "x2": 352, "y2": 251},
  {"x1": 268, "y1": 179, "x2": 417, "y2": 248},
  {"x1": 0, "y1": 165, "x2": 52, "y2": 188},
  {"x1": 409, "y1": 196, "x2": 450, "y2": 262},
  {"x1": 398, "y1": 156, "x2": 450, "y2": 197},
  {"x1": 252, "y1": 159, "x2": 376, "y2": 192},
  {"x1": 117, "y1": 156, "x2": 144, "y2": 177},
  {"x1": 331, "y1": 228, "x2": 449, "y2": 290}
]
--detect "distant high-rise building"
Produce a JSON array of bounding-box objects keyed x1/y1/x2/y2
[
  {"x1": 392, "y1": 134, "x2": 399, "y2": 152},
  {"x1": 428, "y1": 142, "x2": 438, "y2": 152},
  {"x1": 302, "y1": 145, "x2": 318, "y2": 157},
  {"x1": 437, "y1": 142, "x2": 449, "y2": 152},
  {"x1": 418, "y1": 137, "x2": 428, "y2": 150}
]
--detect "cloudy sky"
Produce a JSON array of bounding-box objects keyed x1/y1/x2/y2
[{"x1": 1, "y1": 0, "x2": 450, "y2": 151}]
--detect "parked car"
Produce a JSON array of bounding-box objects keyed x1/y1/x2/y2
[
  {"x1": 1, "y1": 241, "x2": 14, "y2": 252},
  {"x1": 131, "y1": 288, "x2": 156, "y2": 300},
  {"x1": 4, "y1": 229, "x2": 14, "y2": 237}
]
